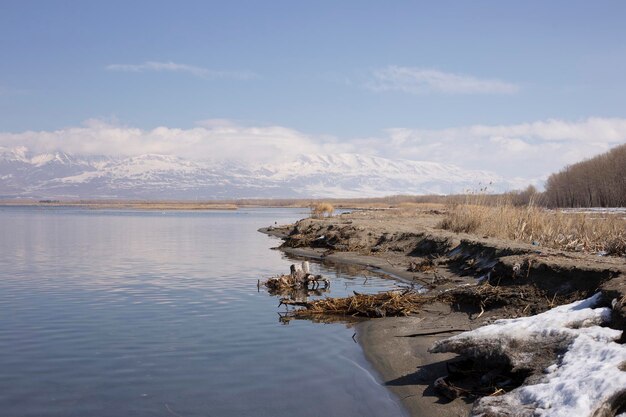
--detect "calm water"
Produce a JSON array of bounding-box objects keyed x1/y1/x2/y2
[{"x1": 0, "y1": 207, "x2": 408, "y2": 417}]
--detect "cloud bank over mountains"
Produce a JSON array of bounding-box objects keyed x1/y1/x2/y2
[
  {"x1": 365, "y1": 117, "x2": 626, "y2": 178},
  {"x1": 1, "y1": 117, "x2": 624, "y2": 181}
]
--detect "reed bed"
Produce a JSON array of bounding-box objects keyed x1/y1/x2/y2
[{"x1": 439, "y1": 201, "x2": 626, "y2": 256}]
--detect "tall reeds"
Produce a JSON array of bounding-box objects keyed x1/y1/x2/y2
[
  {"x1": 439, "y1": 195, "x2": 626, "y2": 256},
  {"x1": 310, "y1": 202, "x2": 334, "y2": 218}
]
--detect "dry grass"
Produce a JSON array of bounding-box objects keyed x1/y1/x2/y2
[
  {"x1": 310, "y1": 202, "x2": 334, "y2": 218},
  {"x1": 287, "y1": 290, "x2": 429, "y2": 318},
  {"x1": 397, "y1": 202, "x2": 448, "y2": 211},
  {"x1": 282, "y1": 284, "x2": 562, "y2": 319},
  {"x1": 439, "y1": 200, "x2": 626, "y2": 256}
]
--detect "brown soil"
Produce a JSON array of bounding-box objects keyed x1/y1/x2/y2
[
  {"x1": 262, "y1": 207, "x2": 624, "y2": 304},
  {"x1": 260, "y1": 207, "x2": 626, "y2": 416}
]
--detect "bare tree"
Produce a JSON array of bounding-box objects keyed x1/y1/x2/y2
[{"x1": 544, "y1": 143, "x2": 626, "y2": 207}]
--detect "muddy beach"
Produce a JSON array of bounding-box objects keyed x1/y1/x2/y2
[{"x1": 260, "y1": 207, "x2": 626, "y2": 416}]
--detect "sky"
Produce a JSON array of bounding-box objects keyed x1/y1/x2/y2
[{"x1": 1, "y1": 0, "x2": 626, "y2": 181}]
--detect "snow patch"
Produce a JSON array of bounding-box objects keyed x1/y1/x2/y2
[
  {"x1": 59, "y1": 171, "x2": 103, "y2": 183},
  {"x1": 432, "y1": 294, "x2": 626, "y2": 417}
]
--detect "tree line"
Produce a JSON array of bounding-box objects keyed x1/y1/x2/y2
[{"x1": 543, "y1": 143, "x2": 626, "y2": 208}]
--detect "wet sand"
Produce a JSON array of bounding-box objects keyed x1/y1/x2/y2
[{"x1": 356, "y1": 308, "x2": 480, "y2": 417}]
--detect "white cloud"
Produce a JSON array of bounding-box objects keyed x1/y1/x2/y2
[
  {"x1": 361, "y1": 117, "x2": 626, "y2": 178},
  {"x1": 364, "y1": 66, "x2": 520, "y2": 95},
  {"x1": 1, "y1": 117, "x2": 624, "y2": 182},
  {"x1": 0, "y1": 119, "x2": 344, "y2": 165},
  {"x1": 105, "y1": 61, "x2": 258, "y2": 80}
]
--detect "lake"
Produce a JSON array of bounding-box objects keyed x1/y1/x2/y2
[{"x1": 0, "y1": 207, "x2": 408, "y2": 417}]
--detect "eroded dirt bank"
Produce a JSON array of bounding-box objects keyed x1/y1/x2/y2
[{"x1": 260, "y1": 208, "x2": 626, "y2": 416}]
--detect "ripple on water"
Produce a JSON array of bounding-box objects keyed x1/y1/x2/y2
[{"x1": 0, "y1": 208, "x2": 407, "y2": 417}]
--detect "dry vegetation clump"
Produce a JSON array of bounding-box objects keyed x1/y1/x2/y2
[
  {"x1": 280, "y1": 284, "x2": 573, "y2": 320},
  {"x1": 263, "y1": 273, "x2": 329, "y2": 294},
  {"x1": 264, "y1": 274, "x2": 302, "y2": 292},
  {"x1": 310, "y1": 202, "x2": 334, "y2": 218},
  {"x1": 285, "y1": 290, "x2": 429, "y2": 318},
  {"x1": 263, "y1": 275, "x2": 330, "y2": 300},
  {"x1": 438, "y1": 283, "x2": 580, "y2": 317},
  {"x1": 439, "y1": 200, "x2": 626, "y2": 256}
]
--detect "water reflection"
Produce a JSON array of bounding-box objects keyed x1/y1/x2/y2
[{"x1": 0, "y1": 207, "x2": 408, "y2": 417}]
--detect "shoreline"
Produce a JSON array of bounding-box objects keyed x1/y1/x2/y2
[
  {"x1": 356, "y1": 315, "x2": 474, "y2": 417},
  {"x1": 260, "y1": 208, "x2": 626, "y2": 416},
  {"x1": 265, "y1": 236, "x2": 489, "y2": 416},
  {"x1": 263, "y1": 231, "x2": 486, "y2": 416}
]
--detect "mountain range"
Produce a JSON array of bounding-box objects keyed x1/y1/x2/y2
[{"x1": 0, "y1": 146, "x2": 518, "y2": 199}]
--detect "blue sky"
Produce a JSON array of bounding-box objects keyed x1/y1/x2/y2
[{"x1": 1, "y1": 1, "x2": 626, "y2": 180}]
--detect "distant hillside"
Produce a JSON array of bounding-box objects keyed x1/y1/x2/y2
[
  {"x1": 0, "y1": 147, "x2": 520, "y2": 199},
  {"x1": 544, "y1": 143, "x2": 626, "y2": 207}
]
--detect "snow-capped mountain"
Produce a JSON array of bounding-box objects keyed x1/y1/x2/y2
[{"x1": 0, "y1": 147, "x2": 515, "y2": 199}]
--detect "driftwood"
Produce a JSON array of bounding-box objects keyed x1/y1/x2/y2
[
  {"x1": 274, "y1": 283, "x2": 555, "y2": 320},
  {"x1": 285, "y1": 289, "x2": 430, "y2": 318},
  {"x1": 264, "y1": 264, "x2": 572, "y2": 324},
  {"x1": 263, "y1": 261, "x2": 330, "y2": 296}
]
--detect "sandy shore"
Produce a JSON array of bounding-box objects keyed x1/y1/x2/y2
[
  {"x1": 260, "y1": 207, "x2": 626, "y2": 416},
  {"x1": 356, "y1": 310, "x2": 478, "y2": 417}
]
